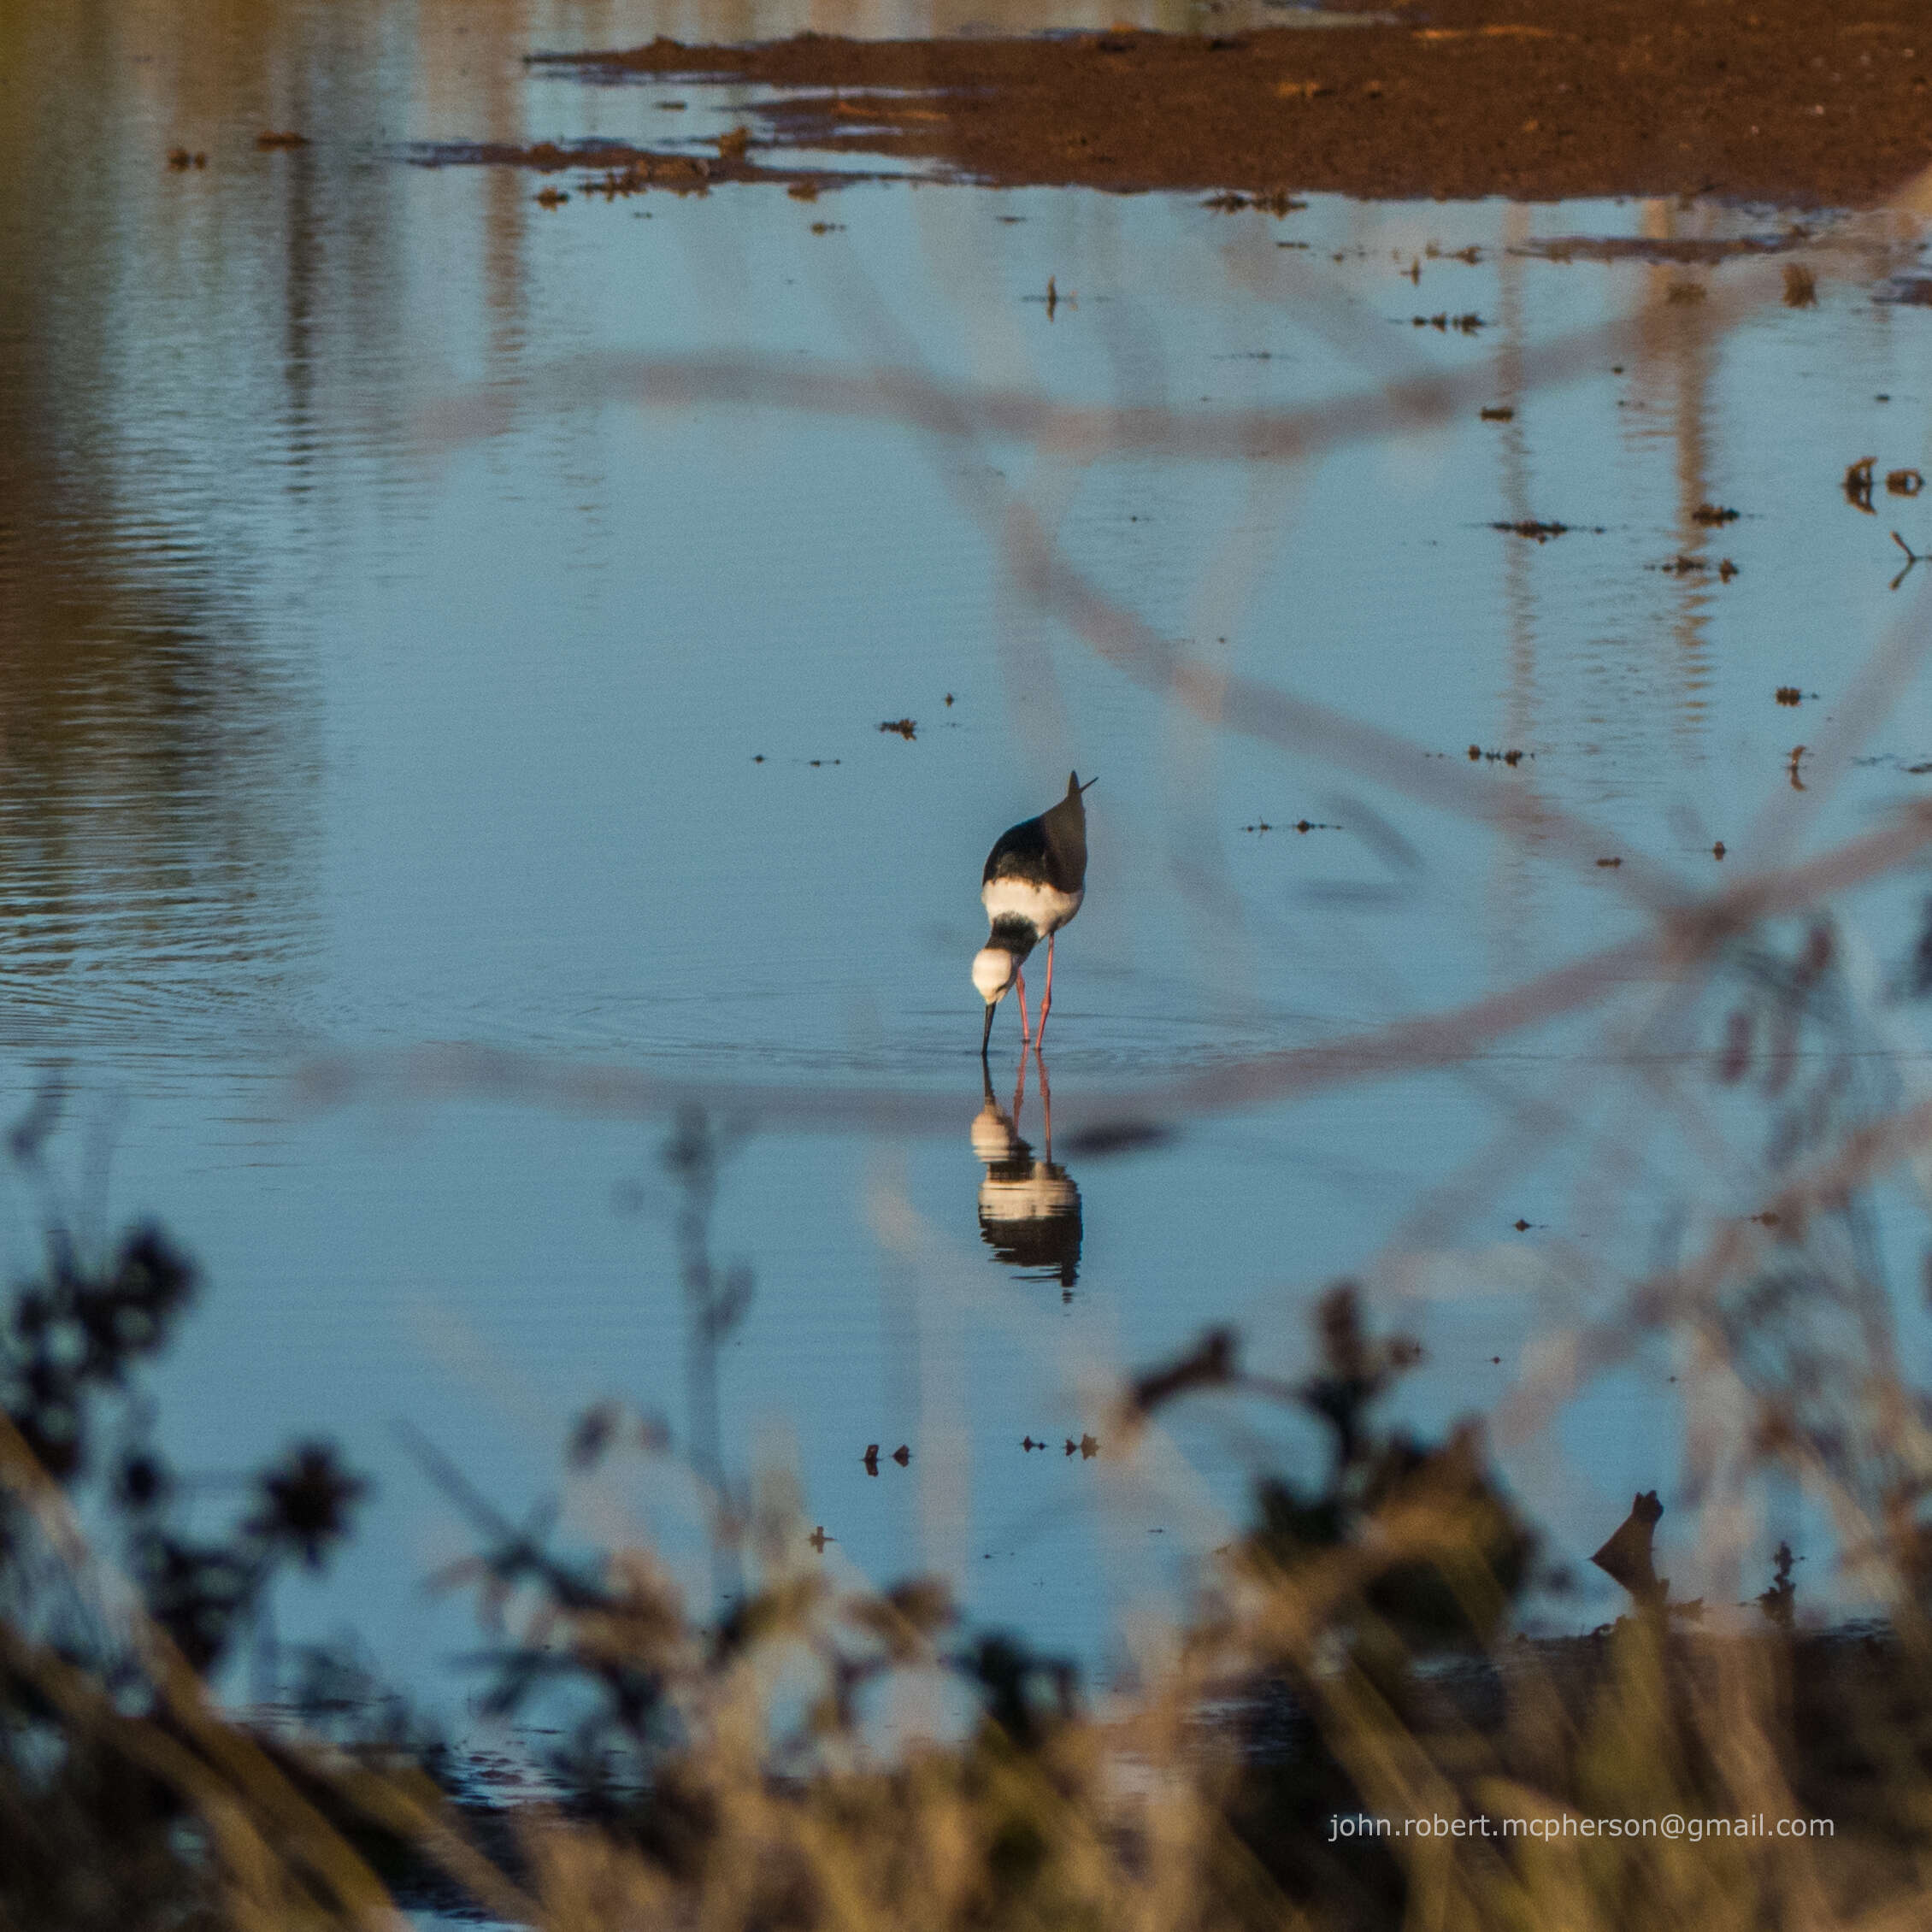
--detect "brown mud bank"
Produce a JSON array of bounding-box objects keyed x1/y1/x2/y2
[{"x1": 537, "y1": 0, "x2": 1932, "y2": 206}]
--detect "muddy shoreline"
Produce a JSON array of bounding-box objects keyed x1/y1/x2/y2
[{"x1": 533, "y1": 1, "x2": 1932, "y2": 206}]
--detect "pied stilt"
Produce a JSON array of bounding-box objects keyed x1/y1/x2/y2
[{"x1": 973, "y1": 771, "x2": 1093, "y2": 1051}]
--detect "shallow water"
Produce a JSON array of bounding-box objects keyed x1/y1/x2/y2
[{"x1": 7, "y1": 0, "x2": 1932, "y2": 1711}]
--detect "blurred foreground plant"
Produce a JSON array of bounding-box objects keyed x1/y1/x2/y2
[{"x1": 0, "y1": 1099, "x2": 1929, "y2": 1930}]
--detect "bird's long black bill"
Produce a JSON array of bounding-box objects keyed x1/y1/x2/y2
[{"x1": 981, "y1": 1000, "x2": 997, "y2": 1055}]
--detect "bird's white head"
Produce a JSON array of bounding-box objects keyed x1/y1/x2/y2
[{"x1": 972, "y1": 945, "x2": 1018, "y2": 1004}]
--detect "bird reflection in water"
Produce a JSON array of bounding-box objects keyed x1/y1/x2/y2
[{"x1": 971, "y1": 1047, "x2": 1082, "y2": 1291}]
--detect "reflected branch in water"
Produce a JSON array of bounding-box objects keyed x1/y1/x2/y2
[{"x1": 658, "y1": 1106, "x2": 753, "y2": 1614}]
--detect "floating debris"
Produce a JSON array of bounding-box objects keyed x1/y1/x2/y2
[
  {"x1": 1411, "y1": 311, "x2": 1484, "y2": 333},
  {"x1": 165, "y1": 147, "x2": 208, "y2": 169},
  {"x1": 1198, "y1": 188, "x2": 1304, "y2": 212},
  {"x1": 255, "y1": 129, "x2": 309, "y2": 150},
  {"x1": 534, "y1": 185, "x2": 568, "y2": 208},
  {"x1": 1479, "y1": 405, "x2": 1514, "y2": 421},
  {"x1": 1712, "y1": 841, "x2": 1726, "y2": 860},
  {"x1": 1720, "y1": 1008, "x2": 1752, "y2": 1081},
  {"x1": 863, "y1": 1444, "x2": 880, "y2": 1476},
  {"x1": 1466, "y1": 745, "x2": 1529, "y2": 764},
  {"x1": 1592, "y1": 1490, "x2": 1665, "y2": 1605},
  {"x1": 1493, "y1": 519, "x2": 1569, "y2": 540},
  {"x1": 1692, "y1": 503, "x2": 1740, "y2": 526},
  {"x1": 1888, "y1": 468, "x2": 1923, "y2": 497},
  {"x1": 1846, "y1": 456, "x2": 1876, "y2": 514},
  {"x1": 1718, "y1": 558, "x2": 1739, "y2": 580},
  {"x1": 892, "y1": 1444, "x2": 910, "y2": 1466},
  {"x1": 1775, "y1": 686, "x2": 1804, "y2": 706},
  {"x1": 1525, "y1": 233, "x2": 1800, "y2": 266},
  {"x1": 1782, "y1": 262, "x2": 1817, "y2": 307},
  {"x1": 1757, "y1": 1541, "x2": 1795, "y2": 1629},
  {"x1": 879, "y1": 717, "x2": 916, "y2": 739},
  {"x1": 715, "y1": 126, "x2": 751, "y2": 159},
  {"x1": 1595, "y1": 856, "x2": 1623, "y2": 868},
  {"x1": 1021, "y1": 275, "x2": 1070, "y2": 318},
  {"x1": 807, "y1": 1524, "x2": 830, "y2": 1552}
]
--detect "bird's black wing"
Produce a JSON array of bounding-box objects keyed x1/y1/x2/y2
[
  {"x1": 1036, "y1": 775, "x2": 1088, "y2": 895},
  {"x1": 984, "y1": 774, "x2": 1089, "y2": 894}
]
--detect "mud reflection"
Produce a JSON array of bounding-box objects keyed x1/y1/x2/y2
[{"x1": 971, "y1": 1051, "x2": 1082, "y2": 1290}]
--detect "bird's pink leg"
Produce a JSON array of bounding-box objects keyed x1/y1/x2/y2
[
  {"x1": 1036, "y1": 933, "x2": 1057, "y2": 1044},
  {"x1": 1016, "y1": 969, "x2": 1029, "y2": 1045}
]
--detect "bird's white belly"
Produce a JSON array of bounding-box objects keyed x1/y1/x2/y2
[
  {"x1": 980, "y1": 1168, "x2": 1080, "y2": 1222},
  {"x1": 982, "y1": 875, "x2": 1082, "y2": 936}
]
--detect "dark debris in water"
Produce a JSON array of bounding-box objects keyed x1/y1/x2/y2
[
  {"x1": 401, "y1": 137, "x2": 864, "y2": 199},
  {"x1": 1524, "y1": 231, "x2": 1807, "y2": 265},
  {"x1": 1202, "y1": 189, "x2": 1305, "y2": 214},
  {"x1": 1591, "y1": 1489, "x2": 1665, "y2": 1605},
  {"x1": 1491, "y1": 519, "x2": 1603, "y2": 540},
  {"x1": 1411, "y1": 311, "x2": 1484, "y2": 333},
  {"x1": 879, "y1": 717, "x2": 916, "y2": 739}
]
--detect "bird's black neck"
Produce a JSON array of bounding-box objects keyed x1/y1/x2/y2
[{"x1": 987, "y1": 914, "x2": 1040, "y2": 960}]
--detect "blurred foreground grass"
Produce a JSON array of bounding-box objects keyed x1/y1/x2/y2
[{"x1": 3, "y1": 1093, "x2": 1930, "y2": 1932}]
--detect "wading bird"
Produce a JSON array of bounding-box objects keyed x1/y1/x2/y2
[{"x1": 974, "y1": 772, "x2": 1093, "y2": 1052}]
